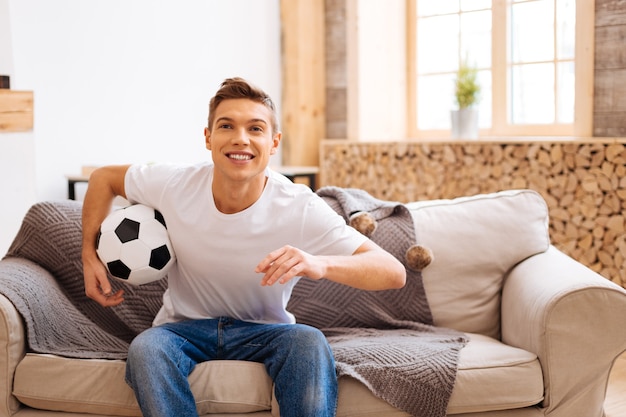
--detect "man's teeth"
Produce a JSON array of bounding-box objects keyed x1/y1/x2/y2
[{"x1": 229, "y1": 154, "x2": 252, "y2": 160}]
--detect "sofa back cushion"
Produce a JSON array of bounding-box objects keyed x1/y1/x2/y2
[{"x1": 406, "y1": 189, "x2": 550, "y2": 339}]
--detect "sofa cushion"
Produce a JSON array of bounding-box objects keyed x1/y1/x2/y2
[
  {"x1": 13, "y1": 355, "x2": 273, "y2": 416},
  {"x1": 15, "y1": 333, "x2": 542, "y2": 416},
  {"x1": 334, "y1": 332, "x2": 543, "y2": 416},
  {"x1": 406, "y1": 189, "x2": 550, "y2": 338},
  {"x1": 447, "y1": 333, "x2": 543, "y2": 414}
]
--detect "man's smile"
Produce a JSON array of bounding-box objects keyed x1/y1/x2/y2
[{"x1": 227, "y1": 152, "x2": 254, "y2": 161}]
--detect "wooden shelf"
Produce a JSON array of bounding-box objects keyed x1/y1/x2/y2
[{"x1": 0, "y1": 90, "x2": 33, "y2": 132}]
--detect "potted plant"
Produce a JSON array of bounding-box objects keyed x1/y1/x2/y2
[{"x1": 451, "y1": 60, "x2": 480, "y2": 139}]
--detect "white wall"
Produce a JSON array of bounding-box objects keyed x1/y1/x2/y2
[
  {"x1": 0, "y1": 0, "x2": 12, "y2": 75},
  {"x1": 0, "y1": 0, "x2": 37, "y2": 256},
  {"x1": 1, "y1": 0, "x2": 281, "y2": 254}
]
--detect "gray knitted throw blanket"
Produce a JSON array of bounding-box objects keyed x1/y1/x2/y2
[
  {"x1": 0, "y1": 200, "x2": 165, "y2": 359},
  {"x1": 288, "y1": 186, "x2": 468, "y2": 417}
]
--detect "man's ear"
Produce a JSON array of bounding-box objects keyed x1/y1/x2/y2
[
  {"x1": 270, "y1": 132, "x2": 282, "y2": 155},
  {"x1": 204, "y1": 127, "x2": 211, "y2": 150}
]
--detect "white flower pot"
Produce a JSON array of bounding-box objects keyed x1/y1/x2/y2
[{"x1": 451, "y1": 109, "x2": 479, "y2": 139}]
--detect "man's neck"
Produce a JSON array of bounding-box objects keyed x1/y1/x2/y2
[{"x1": 212, "y1": 175, "x2": 268, "y2": 214}]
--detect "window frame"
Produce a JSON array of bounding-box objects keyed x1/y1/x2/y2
[{"x1": 406, "y1": 0, "x2": 595, "y2": 139}]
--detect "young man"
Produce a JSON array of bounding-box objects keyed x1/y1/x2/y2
[{"x1": 82, "y1": 77, "x2": 406, "y2": 417}]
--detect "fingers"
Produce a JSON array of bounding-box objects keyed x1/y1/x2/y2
[
  {"x1": 86, "y1": 278, "x2": 126, "y2": 307},
  {"x1": 261, "y1": 259, "x2": 300, "y2": 286},
  {"x1": 98, "y1": 288, "x2": 125, "y2": 307},
  {"x1": 256, "y1": 246, "x2": 304, "y2": 286},
  {"x1": 84, "y1": 259, "x2": 125, "y2": 307},
  {"x1": 87, "y1": 287, "x2": 125, "y2": 307}
]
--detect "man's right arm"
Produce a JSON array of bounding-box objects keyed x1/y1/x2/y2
[{"x1": 82, "y1": 165, "x2": 131, "y2": 307}]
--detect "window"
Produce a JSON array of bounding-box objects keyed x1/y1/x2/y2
[{"x1": 408, "y1": 0, "x2": 594, "y2": 138}]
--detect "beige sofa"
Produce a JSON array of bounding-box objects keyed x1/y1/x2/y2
[{"x1": 1, "y1": 189, "x2": 625, "y2": 417}]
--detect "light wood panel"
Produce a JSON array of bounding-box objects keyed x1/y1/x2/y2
[
  {"x1": 0, "y1": 90, "x2": 33, "y2": 132},
  {"x1": 280, "y1": 0, "x2": 326, "y2": 166}
]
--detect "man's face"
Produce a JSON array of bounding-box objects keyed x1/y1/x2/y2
[{"x1": 205, "y1": 98, "x2": 281, "y2": 184}]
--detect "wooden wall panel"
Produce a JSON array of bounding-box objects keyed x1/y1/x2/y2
[
  {"x1": 595, "y1": 25, "x2": 626, "y2": 70},
  {"x1": 0, "y1": 91, "x2": 33, "y2": 132},
  {"x1": 594, "y1": 0, "x2": 626, "y2": 136},
  {"x1": 280, "y1": 0, "x2": 326, "y2": 166},
  {"x1": 595, "y1": 0, "x2": 626, "y2": 26},
  {"x1": 321, "y1": 139, "x2": 626, "y2": 288},
  {"x1": 325, "y1": 0, "x2": 348, "y2": 139}
]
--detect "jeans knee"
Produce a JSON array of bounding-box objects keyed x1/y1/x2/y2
[
  {"x1": 269, "y1": 325, "x2": 337, "y2": 417},
  {"x1": 287, "y1": 325, "x2": 333, "y2": 359},
  {"x1": 126, "y1": 327, "x2": 194, "y2": 388},
  {"x1": 127, "y1": 327, "x2": 179, "y2": 372},
  {"x1": 129, "y1": 329, "x2": 159, "y2": 360},
  {"x1": 291, "y1": 324, "x2": 325, "y2": 342}
]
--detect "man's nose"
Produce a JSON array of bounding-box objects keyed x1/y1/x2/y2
[{"x1": 232, "y1": 128, "x2": 250, "y2": 144}]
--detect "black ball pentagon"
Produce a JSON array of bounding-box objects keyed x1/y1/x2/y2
[
  {"x1": 154, "y1": 210, "x2": 167, "y2": 228},
  {"x1": 107, "y1": 260, "x2": 131, "y2": 280},
  {"x1": 149, "y1": 245, "x2": 172, "y2": 270},
  {"x1": 115, "y1": 218, "x2": 140, "y2": 243}
]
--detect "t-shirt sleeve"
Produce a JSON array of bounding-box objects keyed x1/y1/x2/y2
[
  {"x1": 125, "y1": 163, "x2": 177, "y2": 208},
  {"x1": 301, "y1": 195, "x2": 368, "y2": 256}
]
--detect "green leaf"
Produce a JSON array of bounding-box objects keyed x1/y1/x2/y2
[{"x1": 455, "y1": 61, "x2": 481, "y2": 109}]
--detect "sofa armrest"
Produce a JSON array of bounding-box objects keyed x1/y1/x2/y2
[
  {"x1": 0, "y1": 259, "x2": 31, "y2": 417},
  {"x1": 502, "y1": 245, "x2": 626, "y2": 417}
]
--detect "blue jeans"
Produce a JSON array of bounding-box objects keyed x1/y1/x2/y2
[{"x1": 125, "y1": 317, "x2": 338, "y2": 417}]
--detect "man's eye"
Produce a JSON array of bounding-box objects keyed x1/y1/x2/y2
[
  {"x1": 250, "y1": 126, "x2": 263, "y2": 132},
  {"x1": 219, "y1": 124, "x2": 232, "y2": 129}
]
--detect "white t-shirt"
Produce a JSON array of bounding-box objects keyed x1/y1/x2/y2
[{"x1": 124, "y1": 162, "x2": 367, "y2": 326}]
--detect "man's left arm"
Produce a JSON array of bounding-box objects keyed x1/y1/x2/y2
[{"x1": 256, "y1": 240, "x2": 406, "y2": 290}]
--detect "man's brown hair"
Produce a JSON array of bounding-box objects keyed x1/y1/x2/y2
[{"x1": 207, "y1": 77, "x2": 278, "y2": 134}]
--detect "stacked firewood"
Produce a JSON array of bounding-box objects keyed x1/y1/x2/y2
[{"x1": 320, "y1": 139, "x2": 626, "y2": 288}]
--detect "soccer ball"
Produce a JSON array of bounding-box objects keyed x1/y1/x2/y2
[{"x1": 96, "y1": 204, "x2": 176, "y2": 285}]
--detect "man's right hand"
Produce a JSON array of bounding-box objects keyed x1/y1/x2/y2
[
  {"x1": 83, "y1": 252, "x2": 125, "y2": 307},
  {"x1": 81, "y1": 165, "x2": 130, "y2": 307}
]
